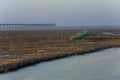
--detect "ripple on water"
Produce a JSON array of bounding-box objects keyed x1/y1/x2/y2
[{"x1": 0, "y1": 48, "x2": 120, "y2": 80}]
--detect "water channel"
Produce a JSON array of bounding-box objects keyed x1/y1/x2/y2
[{"x1": 0, "y1": 48, "x2": 120, "y2": 80}]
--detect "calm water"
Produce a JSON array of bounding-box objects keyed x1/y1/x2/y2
[
  {"x1": 0, "y1": 48, "x2": 120, "y2": 80},
  {"x1": 0, "y1": 26, "x2": 120, "y2": 30}
]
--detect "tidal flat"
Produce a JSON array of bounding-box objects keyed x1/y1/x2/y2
[{"x1": 0, "y1": 29, "x2": 120, "y2": 73}]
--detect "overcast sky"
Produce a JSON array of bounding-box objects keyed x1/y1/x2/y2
[{"x1": 0, "y1": 0, "x2": 120, "y2": 26}]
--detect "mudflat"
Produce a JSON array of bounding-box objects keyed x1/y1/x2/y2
[{"x1": 0, "y1": 29, "x2": 120, "y2": 73}]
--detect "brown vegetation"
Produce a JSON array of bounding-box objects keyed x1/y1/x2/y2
[{"x1": 0, "y1": 29, "x2": 120, "y2": 73}]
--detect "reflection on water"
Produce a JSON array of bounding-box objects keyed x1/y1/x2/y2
[
  {"x1": 0, "y1": 48, "x2": 120, "y2": 80},
  {"x1": 101, "y1": 32, "x2": 115, "y2": 35}
]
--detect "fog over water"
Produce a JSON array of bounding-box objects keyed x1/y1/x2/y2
[
  {"x1": 0, "y1": 48, "x2": 120, "y2": 80},
  {"x1": 0, "y1": 25, "x2": 120, "y2": 30}
]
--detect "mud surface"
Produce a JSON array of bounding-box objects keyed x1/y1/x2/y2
[{"x1": 0, "y1": 29, "x2": 120, "y2": 73}]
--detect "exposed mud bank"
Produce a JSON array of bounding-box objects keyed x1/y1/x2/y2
[{"x1": 0, "y1": 30, "x2": 120, "y2": 73}]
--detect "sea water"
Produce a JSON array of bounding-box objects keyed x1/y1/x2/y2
[{"x1": 0, "y1": 48, "x2": 120, "y2": 80}]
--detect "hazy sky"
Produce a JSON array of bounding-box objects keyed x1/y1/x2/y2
[{"x1": 0, "y1": 0, "x2": 120, "y2": 26}]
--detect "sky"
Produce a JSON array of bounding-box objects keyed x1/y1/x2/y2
[{"x1": 0, "y1": 0, "x2": 120, "y2": 26}]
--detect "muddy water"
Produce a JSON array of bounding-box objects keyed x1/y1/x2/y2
[{"x1": 0, "y1": 48, "x2": 120, "y2": 80}]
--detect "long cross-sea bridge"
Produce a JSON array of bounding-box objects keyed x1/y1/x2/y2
[{"x1": 0, "y1": 24, "x2": 56, "y2": 30}]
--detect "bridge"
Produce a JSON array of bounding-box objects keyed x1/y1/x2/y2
[
  {"x1": 0, "y1": 24, "x2": 56, "y2": 27},
  {"x1": 0, "y1": 24, "x2": 56, "y2": 30}
]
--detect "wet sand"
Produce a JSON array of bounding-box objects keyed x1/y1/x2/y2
[{"x1": 0, "y1": 29, "x2": 120, "y2": 73}]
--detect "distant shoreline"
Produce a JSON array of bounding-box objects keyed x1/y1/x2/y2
[{"x1": 0, "y1": 25, "x2": 120, "y2": 31}]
